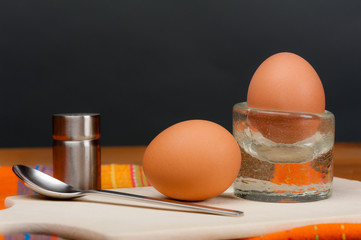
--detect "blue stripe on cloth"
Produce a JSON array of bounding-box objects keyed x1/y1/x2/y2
[{"x1": 4, "y1": 233, "x2": 54, "y2": 240}]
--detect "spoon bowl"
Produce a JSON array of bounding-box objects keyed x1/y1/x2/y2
[
  {"x1": 12, "y1": 165, "x2": 243, "y2": 217},
  {"x1": 13, "y1": 165, "x2": 84, "y2": 199}
]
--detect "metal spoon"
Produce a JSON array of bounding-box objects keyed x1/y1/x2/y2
[{"x1": 12, "y1": 165, "x2": 243, "y2": 217}]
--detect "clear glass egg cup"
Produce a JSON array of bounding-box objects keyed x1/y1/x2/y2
[{"x1": 233, "y1": 102, "x2": 335, "y2": 202}]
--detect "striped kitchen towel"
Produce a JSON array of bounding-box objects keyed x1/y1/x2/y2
[{"x1": 0, "y1": 165, "x2": 360, "y2": 240}]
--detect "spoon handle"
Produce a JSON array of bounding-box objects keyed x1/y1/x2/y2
[{"x1": 86, "y1": 189, "x2": 243, "y2": 217}]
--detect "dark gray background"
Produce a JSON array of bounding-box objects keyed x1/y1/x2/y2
[{"x1": 1, "y1": 0, "x2": 360, "y2": 147}]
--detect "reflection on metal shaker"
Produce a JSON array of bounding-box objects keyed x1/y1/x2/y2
[{"x1": 52, "y1": 113, "x2": 100, "y2": 190}]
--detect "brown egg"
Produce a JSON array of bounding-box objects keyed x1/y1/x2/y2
[
  {"x1": 248, "y1": 52, "x2": 325, "y2": 113},
  {"x1": 143, "y1": 120, "x2": 241, "y2": 201},
  {"x1": 247, "y1": 52, "x2": 325, "y2": 143}
]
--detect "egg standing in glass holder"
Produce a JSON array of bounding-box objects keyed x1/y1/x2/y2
[{"x1": 233, "y1": 53, "x2": 335, "y2": 202}]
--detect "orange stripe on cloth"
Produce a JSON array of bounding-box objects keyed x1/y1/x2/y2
[
  {"x1": 101, "y1": 164, "x2": 151, "y2": 189},
  {"x1": 242, "y1": 223, "x2": 361, "y2": 240},
  {"x1": 0, "y1": 166, "x2": 18, "y2": 210},
  {"x1": 131, "y1": 165, "x2": 152, "y2": 187}
]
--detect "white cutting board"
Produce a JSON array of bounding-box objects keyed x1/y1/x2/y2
[{"x1": 1, "y1": 177, "x2": 361, "y2": 240}]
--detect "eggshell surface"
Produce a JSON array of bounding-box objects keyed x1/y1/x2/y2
[
  {"x1": 143, "y1": 120, "x2": 242, "y2": 201},
  {"x1": 247, "y1": 52, "x2": 325, "y2": 113},
  {"x1": 246, "y1": 52, "x2": 325, "y2": 143}
]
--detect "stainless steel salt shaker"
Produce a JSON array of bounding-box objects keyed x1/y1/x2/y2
[{"x1": 52, "y1": 113, "x2": 101, "y2": 190}]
